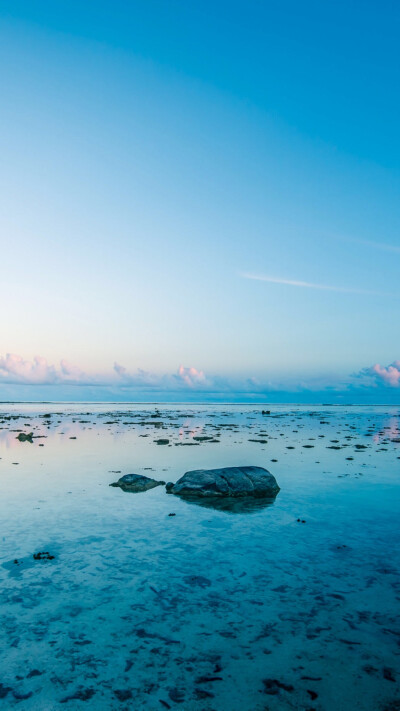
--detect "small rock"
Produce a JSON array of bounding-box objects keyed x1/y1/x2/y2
[
  {"x1": 383, "y1": 667, "x2": 396, "y2": 682},
  {"x1": 16, "y1": 432, "x2": 33, "y2": 443},
  {"x1": 168, "y1": 687, "x2": 185, "y2": 703},
  {"x1": 114, "y1": 689, "x2": 133, "y2": 701},
  {"x1": 60, "y1": 688, "x2": 95, "y2": 703},
  {"x1": 110, "y1": 473, "x2": 165, "y2": 493},
  {"x1": 183, "y1": 575, "x2": 211, "y2": 588},
  {"x1": 263, "y1": 679, "x2": 294, "y2": 695},
  {"x1": 33, "y1": 552, "x2": 55, "y2": 561}
]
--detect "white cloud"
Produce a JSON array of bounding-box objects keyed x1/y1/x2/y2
[
  {"x1": 355, "y1": 238, "x2": 400, "y2": 255},
  {"x1": 0, "y1": 354, "x2": 212, "y2": 390},
  {"x1": 113, "y1": 362, "x2": 128, "y2": 378},
  {"x1": 0, "y1": 353, "x2": 95, "y2": 385},
  {"x1": 3, "y1": 353, "x2": 400, "y2": 401},
  {"x1": 369, "y1": 361, "x2": 400, "y2": 387},
  {"x1": 60, "y1": 359, "x2": 86, "y2": 380},
  {"x1": 113, "y1": 362, "x2": 161, "y2": 387},
  {"x1": 176, "y1": 365, "x2": 207, "y2": 387},
  {"x1": 242, "y1": 272, "x2": 386, "y2": 295},
  {"x1": 0, "y1": 353, "x2": 58, "y2": 384},
  {"x1": 114, "y1": 362, "x2": 209, "y2": 389}
]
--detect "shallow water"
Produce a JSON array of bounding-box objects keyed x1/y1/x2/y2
[{"x1": 0, "y1": 403, "x2": 399, "y2": 710}]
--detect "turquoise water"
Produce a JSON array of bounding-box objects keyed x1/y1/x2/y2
[{"x1": 0, "y1": 404, "x2": 399, "y2": 710}]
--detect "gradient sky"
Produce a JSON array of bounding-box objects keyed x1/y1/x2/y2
[{"x1": 1, "y1": 1, "x2": 399, "y2": 401}]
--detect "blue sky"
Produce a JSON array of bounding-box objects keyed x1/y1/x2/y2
[{"x1": 0, "y1": 1, "x2": 399, "y2": 402}]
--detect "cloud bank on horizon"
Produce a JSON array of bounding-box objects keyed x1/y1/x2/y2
[
  {"x1": 1, "y1": 353, "x2": 400, "y2": 402},
  {"x1": 0, "y1": 353, "x2": 208, "y2": 390}
]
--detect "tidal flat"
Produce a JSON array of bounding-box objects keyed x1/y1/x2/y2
[{"x1": 0, "y1": 403, "x2": 399, "y2": 710}]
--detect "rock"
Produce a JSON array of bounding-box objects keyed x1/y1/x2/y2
[
  {"x1": 16, "y1": 432, "x2": 33, "y2": 443},
  {"x1": 166, "y1": 466, "x2": 280, "y2": 498},
  {"x1": 114, "y1": 690, "x2": 133, "y2": 701},
  {"x1": 183, "y1": 575, "x2": 211, "y2": 588},
  {"x1": 263, "y1": 678, "x2": 294, "y2": 695},
  {"x1": 110, "y1": 473, "x2": 165, "y2": 492},
  {"x1": 33, "y1": 551, "x2": 55, "y2": 560},
  {"x1": 60, "y1": 688, "x2": 95, "y2": 703},
  {"x1": 168, "y1": 687, "x2": 185, "y2": 703},
  {"x1": 0, "y1": 683, "x2": 12, "y2": 699}
]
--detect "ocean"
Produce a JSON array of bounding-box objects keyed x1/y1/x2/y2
[{"x1": 0, "y1": 403, "x2": 399, "y2": 710}]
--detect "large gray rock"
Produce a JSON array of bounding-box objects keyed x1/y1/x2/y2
[
  {"x1": 110, "y1": 473, "x2": 165, "y2": 493},
  {"x1": 166, "y1": 466, "x2": 279, "y2": 498}
]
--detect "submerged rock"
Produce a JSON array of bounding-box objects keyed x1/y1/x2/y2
[
  {"x1": 33, "y1": 551, "x2": 55, "y2": 561},
  {"x1": 166, "y1": 466, "x2": 280, "y2": 498},
  {"x1": 110, "y1": 473, "x2": 165, "y2": 493}
]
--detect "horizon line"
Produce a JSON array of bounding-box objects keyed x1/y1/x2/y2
[{"x1": 1, "y1": 400, "x2": 399, "y2": 407}]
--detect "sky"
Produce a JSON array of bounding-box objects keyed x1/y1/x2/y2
[{"x1": 0, "y1": 0, "x2": 399, "y2": 402}]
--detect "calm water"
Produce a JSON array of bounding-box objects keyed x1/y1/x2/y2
[{"x1": 0, "y1": 404, "x2": 399, "y2": 710}]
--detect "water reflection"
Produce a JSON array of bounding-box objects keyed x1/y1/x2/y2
[
  {"x1": 174, "y1": 493, "x2": 279, "y2": 514},
  {"x1": 1, "y1": 403, "x2": 400, "y2": 711}
]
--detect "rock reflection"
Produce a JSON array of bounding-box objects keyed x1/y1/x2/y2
[{"x1": 175, "y1": 494, "x2": 279, "y2": 514}]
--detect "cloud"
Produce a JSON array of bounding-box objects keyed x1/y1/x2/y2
[
  {"x1": 0, "y1": 353, "x2": 95, "y2": 386},
  {"x1": 242, "y1": 273, "x2": 387, "y2": 296},
  {"x1": 176, "y1": 365, "x2": 207, "y2": 387},
  {"x1": 114, "y1": 362, "x2": 161, "y2": 387},
  {"x1": 113, "y1": 362, "x2": 128, "y2": 378},
  {"x1": 2, "y1": 352, "x2": 400, "y2": 404},
  {"x1": 368, "y1": 361, "x2": 400, "y2": 387},
  {"x1": 0, "y1": 353, "x2": 58, "y2": 384},
  {"x1": 0, "y1": 354, "x2": 211, "y2": 390},
  {"x1": 114, "y1": 362, "x2": 209, "y2": 389},
  {"x1": 60, "y1": 359, "x2": 86, "y2": 380},
  {"x1": 355, "y1": 238, "x2": 400, "y2": 255}
]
